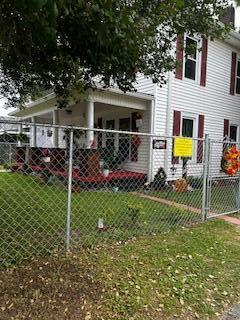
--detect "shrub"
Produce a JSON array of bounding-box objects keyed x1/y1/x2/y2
[
  {"x1": 151, "y1": 167, "x2": 167, "y2": 190},
  {"x1": 3, "y1": 162, "x2": 12, "y2": 170},
  {"x1": 126, "y1": 203, "x2": 143, "y2": 226}
]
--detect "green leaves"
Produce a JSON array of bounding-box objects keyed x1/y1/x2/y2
[{"x1": 0, "y1": 0, "x2": 230, "y2": 108}]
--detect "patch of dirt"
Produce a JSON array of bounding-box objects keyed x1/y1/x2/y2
[{"x1": 0, "y1": 253, "x2": 104, "y2": 320}]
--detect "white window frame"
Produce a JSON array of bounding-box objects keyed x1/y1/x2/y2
[
  {"x1": 236, "y1": 58, "x2": 240, "y2": 95},
  {"x1": 180, "y1": 112, "x2": 198, "y2": 162},
  {"x1": 183, "y1": 35, "x2": 201, "y2": 83}
]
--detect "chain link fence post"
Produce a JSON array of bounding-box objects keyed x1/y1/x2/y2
[
  {"x1": 9, "y1": 144, "x2": 12, "y2": 164},
  {"x1": 202, "y1": 134, "x2": 210, "y2": 221},
  {"x1": 66, "y1": 128, "x2": 74, "y2": 251}
]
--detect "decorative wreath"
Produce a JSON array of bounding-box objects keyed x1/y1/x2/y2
[
  {"x1": 131, "y1": 135, "x2": 141, "y2": 147},
  {"x1": 222, "y1": 146, "x2": 240, "y2": 176}
]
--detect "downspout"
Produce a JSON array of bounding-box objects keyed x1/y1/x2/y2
[
  {"x1": 164, "y1": 71, "x2": 173, "y2": 174},
  {"x1": 147, "y1": 84, "x2": 157, "y2": 183}
]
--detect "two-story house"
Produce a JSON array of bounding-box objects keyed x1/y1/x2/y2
[{"x1": 10, "y1": 10, "x2": 240, "y2": 181}]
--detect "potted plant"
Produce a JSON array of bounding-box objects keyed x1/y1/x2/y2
[{"x1": 102, "y1": 163, "x2": 110, "y2": 177}]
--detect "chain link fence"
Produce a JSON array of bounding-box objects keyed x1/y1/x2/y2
[
  {"x1": 205, "y1": 139, "x2": 240, "y2": 218},
  {"x1": 0, "y1": 121, "x2": 239, "y2": 266}
]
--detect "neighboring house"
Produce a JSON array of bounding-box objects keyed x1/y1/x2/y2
[
  {"x1": 9, "y1": 12, "x2": 240, "y2": 181},
  {"x1": 0, "y1": 116, "x2": 29, "y2": 143},
  {"x1": 0, "y1": 116, "x2": 29, "y2": 164}
]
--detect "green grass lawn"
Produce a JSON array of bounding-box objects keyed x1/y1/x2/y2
[
  {"x1": 0, "y1": 172, "x2": 200, "y2": 266},
  {"x1": 1, "y1": 220, "x2": 240, "y2": 319}
]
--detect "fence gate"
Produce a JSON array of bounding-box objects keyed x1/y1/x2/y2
[{"x1": 204, "y1": 138, "x2": 240, "y2": 219}]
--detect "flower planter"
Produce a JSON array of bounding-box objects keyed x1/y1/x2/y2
[{"x1": 102, "y1": 168, "x2": 109, "y2": 177}]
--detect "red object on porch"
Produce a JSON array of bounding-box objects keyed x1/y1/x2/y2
[
  {"x1": 16, "y1": 147, "x2": 26, "y2": 163},
  {"x1": 50, "y1": 169, "x2": 146, "y2": 183}
]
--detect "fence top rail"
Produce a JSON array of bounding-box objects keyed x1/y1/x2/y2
[
  {"x1": 210, "y1": 139, "x2": 238, "y2": 144},
  {"x1": 0, "y1": 119, "x2": 206, "y2": 141}
]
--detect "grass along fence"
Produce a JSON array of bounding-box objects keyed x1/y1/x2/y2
[
  {"x1": 1, "y1": 123, "x2": 240, "y2": 267},
  {"x1": 0, "y1": 172, "x2": 201, "y2": 266}
]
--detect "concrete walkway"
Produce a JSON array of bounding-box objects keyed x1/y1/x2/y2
[
  {"x1": 132, "y1": 192, "x2": 240, "y2": 227},
  {"x1": 222, "y1": 304, "x2": 240, "y2": 320}
]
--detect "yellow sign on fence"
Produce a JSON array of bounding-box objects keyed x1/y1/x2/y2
[{"x1": 174, "y1": 137, "x2": 193, "y2": 157}]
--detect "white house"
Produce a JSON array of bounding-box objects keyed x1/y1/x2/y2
[{"x1": 10, "y1": 22, "x2": 240, "y2": 181}]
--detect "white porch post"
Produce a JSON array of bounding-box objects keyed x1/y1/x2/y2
[
  {"x1": 17, "y1": 123, "x2": 23, "y2": 147},
  {"x1": 53, "y1": 109, "x2": 59, "y2": 148},
  {"x1": 86, "y1": 99, "x2": 94, "y2": 148},
  {"x1": 31, "y1": 116, "x2": 37, "y2": 147}
]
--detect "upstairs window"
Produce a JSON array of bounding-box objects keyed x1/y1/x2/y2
[
  {"x1": 184, "y1": 37, "x2": 198, "y2": 81},
  {"x1": 236, "y1": 59, "x2": 240, "y2": 94}
]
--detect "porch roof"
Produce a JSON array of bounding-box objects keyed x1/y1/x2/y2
[{"x1": 9, "y1": 87, "x2": 154, "y2": 119}]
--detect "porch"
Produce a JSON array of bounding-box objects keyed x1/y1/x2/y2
[{"x1": 11, "y1": 88, "x2": 154, "y2": 185}]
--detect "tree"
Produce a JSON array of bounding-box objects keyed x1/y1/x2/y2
[{"x1": 0, "y1": 0, "x2": 230, "y2": 108}]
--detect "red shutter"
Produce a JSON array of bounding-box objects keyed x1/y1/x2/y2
[
  {"x1": 200, "y1": 38, "x2": 208, "y2": 87},
  {"x1": 230, "y1": 52, "x2": 237, "y2": 95},
  {"x1": 172, "y1": 110, "x2": 181, "y2": 164},
  {"x1": 175, "y1": 35, "x2": 184, "y2": 80},
  {"x1": 197, "y1": 115, "x2": 205, "y2": 163},
  {"x1": 223, "y1": 119, "x2": 229, "y2": 138}
]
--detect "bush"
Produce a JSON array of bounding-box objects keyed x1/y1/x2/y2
[
  {"x1": 3, "y1": 162, "x2": 12, "y2": 170},
  {"x1": 126, "y1": 203, "x2": 144, "y2": 226},
  {"x1": 151, "y1": 167, "x2": 167, "y2": 190}
]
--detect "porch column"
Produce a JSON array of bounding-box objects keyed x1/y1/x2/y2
[
  {"x1": 86, "y1": 99, "x2": 94, "y2": 148},
  {"x1": 31, "y1": 116, "x2": 37, "y2": 147},
  {"x1": 53, "y1": 109, "x2": 59, "y2": 148},
  {"x1": 17, "y1": 123, "x2": 23, "y2": 147}
]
